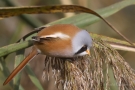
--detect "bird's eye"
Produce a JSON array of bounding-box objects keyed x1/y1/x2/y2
[{"x1": 75, "y1": 45, "x2": 87, "y2": 55}]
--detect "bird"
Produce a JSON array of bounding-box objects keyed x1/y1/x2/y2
[{"x1": 3, "y1": 24, "x2": 92, "y2": 85}]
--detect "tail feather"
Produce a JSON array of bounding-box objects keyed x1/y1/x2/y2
[{"x1": 3, "y1": 48, "x2": 38, "y2": 85}]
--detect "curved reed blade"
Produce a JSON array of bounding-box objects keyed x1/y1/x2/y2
[
  {"x1": 0, "y1": 5, "x2": 133, "y2": 46},
  {"x1": 90, "y1": 33, "x2": 135, "y2": 52}
]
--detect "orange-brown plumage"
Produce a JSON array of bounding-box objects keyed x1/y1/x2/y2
[
  {"x1": 35, "y1": 24, "x2": 81, "y2": 57},
  {"x1": 3, "y1": 24, "x2": 92, "y2": 85},
  {"x1": 38, "y1": 24, "x2": 80, "y2": 37},
  {"x1": 3, "y1": 47, "x2": 38, "y2": 85}
]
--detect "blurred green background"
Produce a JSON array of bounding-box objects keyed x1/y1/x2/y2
[{"x1": 0, "y1": 0, "x2": 135, "y2": 90}]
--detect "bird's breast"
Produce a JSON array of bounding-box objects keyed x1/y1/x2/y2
[{"x1": 35, "y1": 39, "x2": 74, "y2": 57}]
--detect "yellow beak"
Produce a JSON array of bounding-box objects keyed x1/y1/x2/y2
[{"x1": 86, "y1": 49, "x2": 90, "y2": 55}]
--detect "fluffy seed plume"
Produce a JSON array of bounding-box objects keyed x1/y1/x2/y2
[{"x1": 42, "y1": 38, "x2": 135, "y2": 90}]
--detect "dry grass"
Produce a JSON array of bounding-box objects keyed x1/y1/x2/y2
[{"x1": 41, "y1": 38, "x2": 135, "y2": 90}]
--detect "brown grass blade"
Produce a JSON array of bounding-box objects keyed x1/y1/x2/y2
[{"x1": 0, "y1": 5, "x2": 133, "y2": 46}]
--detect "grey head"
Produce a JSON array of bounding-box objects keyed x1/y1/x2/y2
[{"x1": 72, "y1": 30, "x2": 92, "y2": 56}]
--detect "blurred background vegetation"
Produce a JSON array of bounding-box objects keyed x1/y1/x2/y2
[{"x1": 0, "y1": 0, "x2": 135, "y2": 90}]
